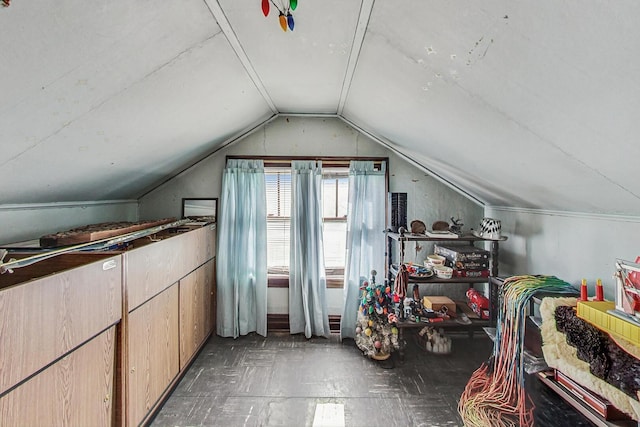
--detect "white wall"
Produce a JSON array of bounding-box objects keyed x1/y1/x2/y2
[
  {"x1": 485, "y1": 206, "x2": 640, "y2": 300},
  {"x1": 0, "y1": 201, "x2": 138, "y2": 245},
  {"x1": 140, "y1": 116, "x2": 484, "y2": 315}
]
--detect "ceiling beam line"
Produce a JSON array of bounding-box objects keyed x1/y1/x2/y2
[
  {"x1": 204, "y1": 0, "x2": 279, "y2": 114},
  {"x1": 0, "y1": 200, "x2": 137, "y2": 212},
  {"x1": 337, "y1": 0, "x2": 375, "y2": 115},
  {"x1": 338, "y1": 116, "x2": 486, "y2": 207}
]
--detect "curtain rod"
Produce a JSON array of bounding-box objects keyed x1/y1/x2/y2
[{"x1": 226, "y1": 155, "x2": 388, "y2": 167}]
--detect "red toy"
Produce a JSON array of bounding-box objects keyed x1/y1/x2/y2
[{"x1": 466, "y1": 288, "x2": 490, "y2": 320}]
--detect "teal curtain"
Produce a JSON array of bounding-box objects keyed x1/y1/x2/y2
[
  {"x1": 217, "y1": 159, "x2": 268, "y2": 338},
  {"x1": 289, "y1": 160, "x2": 330, "y2": 338},
  {"x1": 340, "y1": 160, "x2": 386, "y2": 340}
]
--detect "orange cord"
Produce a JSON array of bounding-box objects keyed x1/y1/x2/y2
[{"x1": 459, "y1": 275, "x2": 573, "y2": 426}]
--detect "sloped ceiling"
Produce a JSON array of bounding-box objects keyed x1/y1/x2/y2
[{"x1": 1, "y1": 1, "x2": 639, "y2": 215}]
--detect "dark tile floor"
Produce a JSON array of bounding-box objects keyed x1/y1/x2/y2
[{"x1": 150, "y1": 331, "x2": 593, "y2": 427}]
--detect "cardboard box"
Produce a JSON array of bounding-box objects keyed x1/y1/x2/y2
[
  {"x1": 452, "y1": 269, "x2": 490, "y2": 278},
  {"x1": 434, "y1": 244, "x2": 490, "y2": 262},
  {"x1": 444, "y1": 259, "x2": 489, "y2": 271},
  {"x1": 423, "y1": 296, "x2": 456, "y2": 313}
]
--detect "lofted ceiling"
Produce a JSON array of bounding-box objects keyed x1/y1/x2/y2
[{"x1": 1, "y1": 1, "x2": 639, "y2": 215}]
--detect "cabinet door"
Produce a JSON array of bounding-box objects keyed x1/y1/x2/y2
[
  {"x1": 126, "y1": 225, "x2": 217, "y2": 311},
  {"x1": 0, "y1": 256, "x2": 121, "y2": 395},
  {"x1": 0, "y1": 326, "x2": 116, "y2": 427},
  {"x1": 179, "y1": 258, "x2": 215, "y2": 369},
  {"x1": 127, "y1": 284, "x2": 179, "y2": 427}
]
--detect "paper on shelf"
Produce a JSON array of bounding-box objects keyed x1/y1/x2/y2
[{"x1": 424, "y1": 230, "x2": 459, "y2": 238}]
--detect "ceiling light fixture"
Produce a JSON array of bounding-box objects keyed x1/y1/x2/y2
[{"x1": 261, "y1": 0, "x2": 299, "y2": 32}]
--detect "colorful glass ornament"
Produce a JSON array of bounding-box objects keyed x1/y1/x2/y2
[
  {"x1": 260, "y1": 0, "x2": 301, "y2": 32},
  {"x1": 287, "y1": 12, "x2": 294, "y2": 31}
]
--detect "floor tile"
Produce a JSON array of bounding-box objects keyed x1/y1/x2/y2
[{"x1": 150, "y1": 331, "x2": 594, "y2": 427}]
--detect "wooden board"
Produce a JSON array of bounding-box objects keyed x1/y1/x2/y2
[{"x1": 39, "y1": 218, "x2": 176, "y2": 248}]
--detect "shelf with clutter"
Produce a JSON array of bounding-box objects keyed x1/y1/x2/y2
[
  {"x1": 386, "y1": 217, "x2": 507, "y2": 327},
  {"x1": 383, "y1": 216, "x2": 509, "y2": 362},
  {"x1": 353, "y1": 269, "x2": 489, "y2": 362}
]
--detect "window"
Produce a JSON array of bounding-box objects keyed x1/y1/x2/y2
[
  {"x1": 265, "y1": 168, "x2": 292, "y2": 275},
  {"x1": 265, "y1": 166, "x2": 349, "y2": 287}
]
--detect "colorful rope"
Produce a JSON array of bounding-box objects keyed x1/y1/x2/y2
[{"x1": 458, "y1": 275, "x2": 576, "y2": 427}]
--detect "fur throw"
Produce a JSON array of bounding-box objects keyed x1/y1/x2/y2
[{"x1": 539, "y1": 297, "x2": 640, "y2": 420}]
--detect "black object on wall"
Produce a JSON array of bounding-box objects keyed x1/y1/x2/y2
[{"x1": 390, "y1": 192, "x2": 407, "y2": 232}]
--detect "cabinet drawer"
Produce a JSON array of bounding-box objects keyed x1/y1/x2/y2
[
  {"x1": 175, "y1": 225, "x2": 216, "y2": 274},
  {"x1": 0, "y1": 326, "x2": 116, "y2": 426},
  {"x1": 0, "y1": 256, "x2": 121, "y2": 394},
  {"x1": 125, "y1": 226, "x2": 216, "y2": 310}
]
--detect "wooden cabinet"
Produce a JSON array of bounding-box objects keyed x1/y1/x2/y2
[
  {"x1": 0, "y1": 223, "x2": 216, "y2": 426},
  {"x1": 179, "y1": 258, "x2": 215, "y2": 369},
  {"x1": 125, "y1": 224, "x2": 216, "y2": 311},
  {"x1": 122, "y1": 224, "x2": 217, "y2": 426},
  {"x1": 126, "y1": 284, "x2": 180, "y2": 426},
  {"x1": 0, "y1": 326, "x2": 117, "y2": 427},
  {"x1": 0, "y1": 253, "x2": 121, "y2": 426}
]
